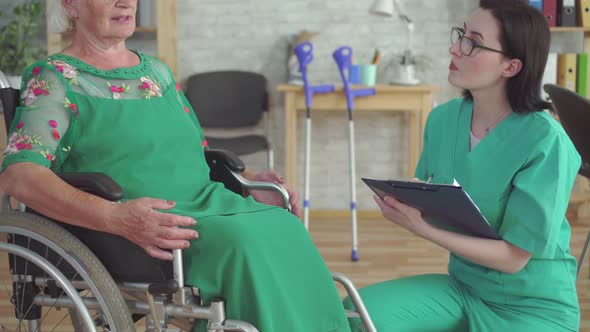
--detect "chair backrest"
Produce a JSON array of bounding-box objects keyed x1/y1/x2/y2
[
  {"x1": 0, "y1": 69, "x2": 19, "y2": 132},
  {"x1": 184, "y1": 71, "x2": 268, "y2": 128},
  {"x1": 543, "y1": 84, "x2": 590, "y2": 177}
]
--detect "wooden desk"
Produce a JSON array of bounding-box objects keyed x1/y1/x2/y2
[{"x1": 277, "y1": 84, "x2": 439, "y2": 188}]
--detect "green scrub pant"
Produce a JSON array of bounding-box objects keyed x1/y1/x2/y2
[{"x1": 344, "y1": 274, "x2": 578, "y2": 332}]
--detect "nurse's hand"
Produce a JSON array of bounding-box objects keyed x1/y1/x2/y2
[
  {"x1": 373, "y1": 194, "x2": 432, "y2": 238},
  {"x1": 107, "y1": 198, "x2": 199, "y2": 261},
  {"x1": 247, "y1": 170, "x2": 301, "y2": 218}
]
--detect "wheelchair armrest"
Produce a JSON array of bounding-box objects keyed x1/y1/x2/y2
[
  {"x1": 204, "y1": 149, "x2": 291, "y2": 211},
  {"x1": 205, "y1": 149, "x2": 245, "y2": 173},
  {"x1": 58, "y1": 172, "x2": 124, "y2": 202},
  {"x1": 231, "y1": 172, "x2": 291, "y2": 211}
]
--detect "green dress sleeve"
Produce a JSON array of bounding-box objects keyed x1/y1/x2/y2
[
  {"x1": 2, "y1": 63, "x2": 74, "y2": 172},
  {"x1": 499, "y1": 131, "x2": 580, "y2": 257}
]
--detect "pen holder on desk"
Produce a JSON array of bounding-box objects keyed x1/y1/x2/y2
[
  {"x1": 360, "y1": 64, "x2": 377, "y2": 86},
  {"x1": 349, "y1": 65, "x2": 361, "y2": 84}
]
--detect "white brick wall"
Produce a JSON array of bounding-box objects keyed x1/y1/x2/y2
[
  {"x1": 0, "y1": 0, "x2": 583, "y2": 210},
  {"x1": 177, "y1": 0, "x2": 474, "y2": 210}
]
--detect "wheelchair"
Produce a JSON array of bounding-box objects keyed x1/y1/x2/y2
[{"x1": 0, "y1": 71, "x2": 376, "y2": 332}]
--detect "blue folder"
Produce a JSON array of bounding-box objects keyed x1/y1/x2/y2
[
  {"x1": 528, "y1": 0, "x2": 543, "y2": 12},
  {"x1": 362, "y1": 178, "x2": 502, "y2": 240}
]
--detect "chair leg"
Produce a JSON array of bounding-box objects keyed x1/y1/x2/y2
[
  {"x1": 28, "y1": 319, "x2": 41, "y2": 331},
  {"x1": 267, "y1": 147, "x2": 274, "y2": 170},
  {"x1": 577, "y1": 231, "x2": 590, "y2": 278}
]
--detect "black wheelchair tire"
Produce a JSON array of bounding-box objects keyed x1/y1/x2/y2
[{"x1": 1, "y1": 210, "x2": 135, "y2": 331}]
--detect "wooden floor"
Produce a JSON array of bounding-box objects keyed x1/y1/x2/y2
[{"x1": 1, "y1": 214, "x2": 590, "y2": 331}]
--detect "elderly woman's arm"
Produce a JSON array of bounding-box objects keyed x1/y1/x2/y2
[{"x1": 0, "y1": 163, "x2": 198, "y2": 260}]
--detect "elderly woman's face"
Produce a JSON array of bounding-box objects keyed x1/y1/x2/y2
[{"x1": 66, "y1": 0, "x2": 137, "y2": 40}]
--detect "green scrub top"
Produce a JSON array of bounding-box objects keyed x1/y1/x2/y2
[{"x1": 416, "y1": 98, "x2": 581, "y2": 328}]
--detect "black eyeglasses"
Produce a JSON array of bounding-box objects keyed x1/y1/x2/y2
[{"x1": 451, "y1": 27, "x2": 508, "y2": 57}]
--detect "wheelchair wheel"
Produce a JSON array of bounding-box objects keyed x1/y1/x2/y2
[{"x1": 0, "y1": 210, "x2": 135, "y2": 331}]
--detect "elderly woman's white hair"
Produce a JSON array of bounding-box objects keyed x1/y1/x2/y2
[{"x1": 47, "y1": 0, "x2": 72, "y2": 33}]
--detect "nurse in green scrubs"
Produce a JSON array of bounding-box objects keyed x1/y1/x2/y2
[{"x1": 346, "y1": 0, "x2": 581, "y2": 331}]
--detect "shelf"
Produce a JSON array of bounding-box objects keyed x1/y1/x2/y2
[
  {"x1": 135, "y1": 26, "x2": 157, "y2": 33},
  {"x1": 550, "y1": 27, "x2": 590, "y2": 32}
]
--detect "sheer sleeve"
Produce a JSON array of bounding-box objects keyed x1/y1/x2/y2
[{"x1": 1, "y1": 63, "x2": 74, "y2": 171}]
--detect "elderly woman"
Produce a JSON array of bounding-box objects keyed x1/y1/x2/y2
[{"x1": 0, "y1": 1, "x2": 351, "y2": 331}]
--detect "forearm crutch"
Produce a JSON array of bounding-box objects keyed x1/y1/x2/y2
[
  {"x1": 294, "y1": 42, "x2": 335, "y2": 230},
  {"x1": 332, "y1": 47, "x2": 376, "y2": 261}
]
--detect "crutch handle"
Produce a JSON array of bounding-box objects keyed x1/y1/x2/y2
[
  {"x1": 294, "y1": 41, "x2": 314, "y2": 71},
  {"x1": 332, "y1": 46, "x2": 353, "y2": 71},
  {"x1": 351, "y1": 88, "x2": 376, "y2": 98},
  {"x1": 311, "y1": 84, "x2": 335, "y2": 94},
  {"x1": 345, "y1": 88, "x2": 376, "y2": 111},
  {"x1": 305, "y1": 84, "x2": 335, "y2": 109}
]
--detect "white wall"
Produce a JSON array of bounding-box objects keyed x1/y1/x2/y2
[
  {"x1": 1, "y1": 0, "x2": 584, "y2": 210},
  {"x1": 175, "y1": 0, "x2": 474, "y2": 210}
]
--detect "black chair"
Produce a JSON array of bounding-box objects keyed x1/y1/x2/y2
[
  {"x1": 543, "y1": 84, "x2": 590, "y2": 278},
  {"x1": 185, "y1": 71, "x2": 274, "y2": 170}
]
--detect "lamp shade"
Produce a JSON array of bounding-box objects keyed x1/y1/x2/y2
[{"x1": 370, "y1": 0, "x2": 394, "y2": 16}]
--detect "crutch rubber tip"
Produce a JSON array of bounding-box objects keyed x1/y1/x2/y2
[{"x1": 351, "y1": 249, "x2": 359, "y2": 262}]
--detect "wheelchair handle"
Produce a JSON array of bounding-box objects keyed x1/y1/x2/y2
[{"x1": 229, "y1": 169, "x2": 292, "y2": 212}]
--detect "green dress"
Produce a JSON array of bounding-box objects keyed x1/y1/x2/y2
[
  {"x1": 346, "y1": 98, "x2": 581, "y2": 331},
  {"x1": 1, "y1": 53, "x2": 351, "y2": 332}
]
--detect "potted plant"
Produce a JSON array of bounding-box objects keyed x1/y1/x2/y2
[
  {"x1": 386, "y1": 51, "x2": 432, "y2": 86},
  {"x1": 0, "y1": 1, "x2": 46, "y2": 88}
]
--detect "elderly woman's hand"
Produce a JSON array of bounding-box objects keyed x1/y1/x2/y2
[
  {"x1": 248, "y1": 171, "x2": 301, "y2": 218},
  {"x1": 106, "y1": 198, "x2": 199, "y2": 260}
]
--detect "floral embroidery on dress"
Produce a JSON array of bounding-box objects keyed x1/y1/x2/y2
[
  {"x1": 106, "y1": 82, "x2": 130, "y2": 99},
  {"x1": 48, "y1": 60, "x2": 80, "y2": 85},
  {"x1": 4, "y1": 125, "x2": 41, "y2": 156},
  {"x1": 40, "y1": 149, "x2": 55, "y2": 162},
  {"x1": 64, "y1": 97, "x2": 79, "y2": 117},
  {"x1": 22, "y1": 76, "x2": 54, "y2": 106},
  {"x1": 48, "y1": 120, "x2": 58, "y2": 128},
  {"x1": 138, "y1": 76, "x2": 162, "y2": 99}
]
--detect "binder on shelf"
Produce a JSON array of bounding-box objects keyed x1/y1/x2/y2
[
  {"x1": 577, "y1": 53, "x2": 588, "y2": 97},
  {"x1": 559, "y1": 0, "x2": 577, "y2": 26},
  {"x1": 544, "y1": 0, "x2": 558, "y2": 26},
  {"x1": 579, "y1": 0, "x2": 590, "y2": 27},
  {"x1": 542, "y1": 53, "x2": 558, "y2": 100},
  {"x1": 557, "y1": 53, "x2": 577, "y2": 92},
  {"x1": 529, "y1": 0, "x2": 544, "y2": 11}
]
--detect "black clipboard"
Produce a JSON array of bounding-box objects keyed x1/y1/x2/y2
[{"x1": 362, "y1": 178, "x2": 502, "y2": 240}]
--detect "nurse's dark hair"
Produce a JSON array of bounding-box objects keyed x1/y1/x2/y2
[{"x1": 463, "y1": 0, "x2": 552, "y2": 113}]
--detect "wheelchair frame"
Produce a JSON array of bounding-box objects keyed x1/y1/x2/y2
[{"x1": 0, "y1": 71, "x2": 376, "y2": 332}]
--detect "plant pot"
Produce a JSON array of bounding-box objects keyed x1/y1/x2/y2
[
  {"x1": 390, "y1": 64, "x2": 420, "y2": 86},
  {"x1": 7, "y1": 75, "x2": 22, "y2": 89}
]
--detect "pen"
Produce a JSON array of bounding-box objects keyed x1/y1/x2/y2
[
  {"x1": 426, "y1": 175, "x2": 433, "y2": 183},
  {"x1": 371, "y1": 49, "x2": 381, "y2": 65}
]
